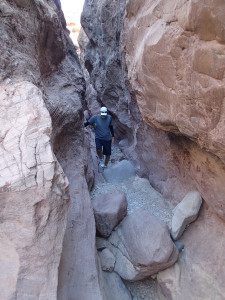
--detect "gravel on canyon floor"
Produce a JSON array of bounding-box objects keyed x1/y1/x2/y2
[{"x1": 91, "y1": 144, "x2": 174, "y2": 300}]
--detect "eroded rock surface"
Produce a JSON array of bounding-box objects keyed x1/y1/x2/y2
[
  {"x1": 98, "y1": 248, "x2": 116, "y2": 272},
  {"x1": 80, "y1": 0, "x2": 225, "y2": 222},
  {"x1": 0, "y1": 0, "x2": 103, "y2": 299},
  {"x1": 102, "y1": 271, "x2": 132, "y2": 300},
  {"x1": 122, "y1": 0, "x2": 225, "y2": 219},
  {"x1": 103, "y1": 160, "x2": 136, "y2": 183},
  {"x1": 123, "y1": 0, "x2": 225, "y2": 162},
  {"x1": 80, "y1": 0, "x2": 225, "y2": 298},
  {"x1": 0, "y1": 81, "x2": 69, "y2": 299}
]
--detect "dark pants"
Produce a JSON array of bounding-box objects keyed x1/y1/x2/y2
[{"x1": 95, "y1": 138, "x2": 112, "y2": 156}]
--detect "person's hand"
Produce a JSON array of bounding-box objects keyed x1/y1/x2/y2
[{"x1": 112, "y1": 137, "x2": 115, "y2": 144}]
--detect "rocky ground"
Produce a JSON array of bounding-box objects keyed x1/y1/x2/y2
[{"x1": 91, "y1": 143, "x2": 174, "y2": 299}]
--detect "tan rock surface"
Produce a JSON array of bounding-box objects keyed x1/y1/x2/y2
[
  {"x1": 0, "y1": 81, "x2": 70, "y2": 299},
  {"x1": 80, "y1": 0, "x2": 225, "y2": 219},
  {"x1": 122, "y1": 0, "x2": 225, "y2": 219},
  {"x1": 80, "y1": 0, "x2": 225, "y2": 298},
  {"x1": 123, "y1": 0, "x2": 225, "y2": 163}
]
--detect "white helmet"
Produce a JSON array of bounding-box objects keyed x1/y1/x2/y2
[{"x1": 100, "y1": 106, "x2": 107, "y2": 116}]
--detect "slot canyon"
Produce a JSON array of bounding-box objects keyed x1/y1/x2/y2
[{"x1": 0, "y1": 0, "x2": 225, "y2": 299}]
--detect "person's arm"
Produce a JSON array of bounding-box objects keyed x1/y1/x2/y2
[
  {"x1": 109, "y1": 125, "x2": 115, "y2": 143},
  {"x1": 109, "y1": 116, "x2": 115, "y2": 142},
  {"x1": 109, "y1": 125, "x2": 114, "y2": 137},
  {"x1": 84, "y1": 115, "x2": 96, "y2": 127}
]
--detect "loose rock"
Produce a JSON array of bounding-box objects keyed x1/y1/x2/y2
[
  {"x1": 109, "y1": 209, "x2": 179, "y2": 281},
  {"x1": 92, "y1": 189, "x2": 128, "y2": 237},
  {"x1": 171, "y1": 191, "x2": 202, "y2": 240}
]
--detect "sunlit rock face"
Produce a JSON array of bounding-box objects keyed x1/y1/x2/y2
[{"x1": 0, "y1": 0, "x2": 101, "y2": 299}]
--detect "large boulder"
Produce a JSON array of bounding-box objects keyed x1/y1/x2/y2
[
  {"x1": 171, "y1": 191, "x2": 202, "y2": 240},
  {"x1": 109, "y1": 210, "x2": 179, "y2": 281},
  {"x1": 92, "y1": 189, "x2": 128, "y2": 237}
]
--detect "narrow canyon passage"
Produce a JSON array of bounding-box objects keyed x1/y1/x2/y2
[
  {"x1": 91, "y1": 144, "x2": 173, "y2": 300},
  {"x1": 76, "y1": 0, "x2": 225, "y2": 299},
  {"x1": 1, "y1": 0, "x2": 225, "y2": 299}
]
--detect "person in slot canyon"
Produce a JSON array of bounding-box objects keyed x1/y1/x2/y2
[{"x1": 84, "y1": 106, "x2": 115, "y2": 168}]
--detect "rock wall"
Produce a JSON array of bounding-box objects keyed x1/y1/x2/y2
[
  {"x1": 0, "y1": 80, "x2": 69, "y2": 299},
  {"x1": 122, "y1": 2, "x2": 225, "y2": 298},
  {"x1": 81, "y1": 0, "x2": 225, "y2": 220},
  {"x1": 80, "y1": 0, "x2": 190, "y2": 204},
  {"x1": 0, "y1": 0, "x2": 102, "y2": 299},
  {"x1": 157, "y1": 203, "x2": 225, "y2": 299},
  {"x1": 122, "y1": 0, "x2": 225, "y2": 220},
  {"x1": 80, "y1": 0, "x2": 225, "y2": 298}
]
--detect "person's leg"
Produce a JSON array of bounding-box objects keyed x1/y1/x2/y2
[
  {"x1": 102, "y1": 140, "x2": 112, "y2": 166},
  {"x1": 95, "y1": 139, "x2": 103, "y2": 159},
  {"x1": 104, "y1": 155, "x2": 110, "y2": 166},
  {"x1": 97, "y1": 149, "x2": 103, "y2": 159}
]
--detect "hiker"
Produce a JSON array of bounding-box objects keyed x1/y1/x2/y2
[{"x1": 84, "y1": 107, "x2": 115, "y2": 168}]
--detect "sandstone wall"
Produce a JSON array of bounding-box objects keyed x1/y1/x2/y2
[
  {"x1": 0, "y1": 79, "x2": 69, "y2": 299},
  {"x1": 80, "y1": 0, "x2": 225, "y2": 298},
  {"x1": 122, "y1": 0, "x2": 225, "y2": 219},
  {"x1": 0, "y1": 0, "x2": 102, "y2": 298},
  {"x1": 81, "y1": 0, "x2": 225, "y2": 219}
]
